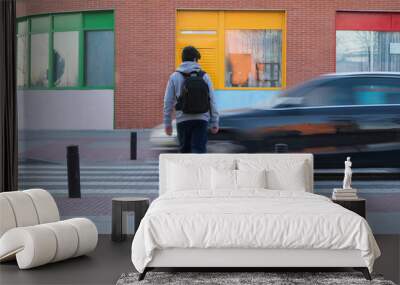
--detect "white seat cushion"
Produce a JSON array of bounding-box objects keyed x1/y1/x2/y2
[
  {"x1": 24, "y1": 189, "x2": 60, "y2": 224},
  {"x1": 65, "y1": 218, "x2": 98, "y2": 257},
  {"x1": 0, "y1": 218, "x2": 97, "y2": 269},
  {"x1": 0, "y1": 189, "x2": 98, "y2": 269},
  {"x1": 1, "y1": 192, "x2": 39, "y2": 227},
  {"x1": 43, "y1": 221, "x2": 79, "y2": 262},
  {"x1": 0, "y1": 226, "x2": 57, "y2": 269},
  {"x1": 0, "y1": 196, "x2": 17, "y2": 237}
]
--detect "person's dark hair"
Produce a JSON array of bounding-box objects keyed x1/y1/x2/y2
[{"x1": 182, "y1": 46, "x2": 201, "y2": 62}]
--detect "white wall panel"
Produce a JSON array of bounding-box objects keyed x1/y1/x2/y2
[{"x1": 18, "y1": 90, "x2": 114, "y2": 130}]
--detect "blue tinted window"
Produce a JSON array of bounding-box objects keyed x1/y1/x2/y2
[
  {"x1": 303, "y1": 80, "x2": 354, "y2": 107},
  {"x1": 354, "y1": 88, "x2": 386, "y2": 105},
  {"x1": 350, "y1": 78, "x2": 400, "y2": 105},
  {"x1": 85, "y1": 31, "x2": 114, "y2": 86}
]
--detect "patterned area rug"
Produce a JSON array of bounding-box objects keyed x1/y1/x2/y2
[{"x1": 116, "y1": 272, "x2": 396, "y2": 285}]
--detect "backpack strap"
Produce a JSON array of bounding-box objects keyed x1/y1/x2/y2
[
  {"x1": 177, "y1": 71, "x2": 190, "y2": 78},
  {"x1": 177, "y1": 70, "x2": 206, "y2": 77}
]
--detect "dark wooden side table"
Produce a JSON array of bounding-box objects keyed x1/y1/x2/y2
[
  {"x1": 332, "y1": 198, "x2": 366, "y2": 218},
  {"x1": 112, "y1": 197, "x2": 150, "y2": 242}
]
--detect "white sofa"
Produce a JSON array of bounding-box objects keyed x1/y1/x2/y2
[{"x1": 0, "y1": 189, "x2": 98, "y2": 269}]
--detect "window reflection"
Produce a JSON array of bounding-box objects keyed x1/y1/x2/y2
[
  {"x1": 336, "y1": 31, "x2": 400, "y2": 72},
  {"x1": 225, "y1": 30, "x2": 282, "y2": 88},
  {"x1": 53, "y1": 31, "x2": 79, "y2": 87},
  {"x1": 17, "y1": 21, "x2": 28, "y2": 87},
  {"x1": 30, "y1": 33, "x2": 49, "y2": 87},
  {"x1": 85, "y1": 31, "x2": 114, "y2": 87}
]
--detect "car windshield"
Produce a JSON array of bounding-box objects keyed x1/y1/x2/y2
[
  {"x1": 255, "y1": 77, "x2": 324, "y2": 109},
  {"x1": 255, "y1": 85, "x2": 304, "y2": 109},
  {"x1": 255, "y1": 93, "x2": 302, "y2": 109}
]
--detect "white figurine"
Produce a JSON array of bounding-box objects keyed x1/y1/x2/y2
[{"x1": 343, "y1": 157, "x2": 352, "y2": 189}]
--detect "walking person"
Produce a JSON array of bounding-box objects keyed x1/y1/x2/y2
[{"x1": 163, "y1": 46, "x2": 219, "y2": 153}]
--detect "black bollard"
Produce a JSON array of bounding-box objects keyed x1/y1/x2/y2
[
  {"x1": 130, "y1": 132, "x2": 137, "y2": 160},
  {"x1": 67, "y1": 145, "x2": 81, "y2": 198},
  {"x1": 274, "y1": 143, "x2": 288, "y2": 153}
]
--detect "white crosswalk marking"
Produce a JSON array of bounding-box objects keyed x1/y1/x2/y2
[
  {"x1": 18, "y1": 165, "x2": 158, "y2": 170},
  {"x1": 20, "y1": 175, "x2": 158, "y2": 179},
  {"x1": 18, "y1": 162, "x2": 400, "y2": 196},
  {"x1": 17, "y1": 162, "x2": 400, "y2": 235},
  {"x1": 18, "y1": 162, "x2": 159, "y2": 195},
  {"x1": 19, "y1": 170, "x2": 158, "y2": 175}
]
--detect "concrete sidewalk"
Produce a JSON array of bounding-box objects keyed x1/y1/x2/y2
[
  {"x1": 18, "y1": 130, "x2": 400, "y2": 177},
  {"x1": 18, "y1": 130, "x2": 159, "y2": 163}
]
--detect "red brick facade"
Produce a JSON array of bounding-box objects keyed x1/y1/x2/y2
[{"x1": 16, "y1": 0, "x2": 400, "y2": 129}]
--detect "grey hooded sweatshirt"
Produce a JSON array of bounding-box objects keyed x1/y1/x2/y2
[{"x1": 163, "y1": 61, "x2": 219, "y2": 128}]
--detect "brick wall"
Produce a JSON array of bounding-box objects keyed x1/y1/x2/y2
[{"x1": 16, "y1": 0, "x2": 400, "y2": 129}]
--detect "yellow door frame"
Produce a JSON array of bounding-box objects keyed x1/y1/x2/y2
[{"x1": 176, "y1": 10, "x2": 287, "y2": 91}]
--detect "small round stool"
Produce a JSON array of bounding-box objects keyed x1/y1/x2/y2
[{"x1": 111, "y1": 197, "x2": 150, "y2": 242}]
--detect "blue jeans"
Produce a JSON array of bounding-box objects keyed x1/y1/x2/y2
[{"x1": 177, "y1": 120, "x2": 208, "y2": 153}]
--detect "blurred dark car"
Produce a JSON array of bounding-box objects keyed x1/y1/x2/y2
[{"x1": 151, "y1": 73, "x2": 400, "y2": 168}]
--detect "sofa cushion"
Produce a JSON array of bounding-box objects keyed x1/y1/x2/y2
[
  {"x1": 0, "y1": 218, "x2": 97, "y2": 269},
  {"x1": 42, "y1": 221, "x2": 79, "y2": 262},
  {"x1": 0, "y1": 189, "x2": 98, "y2": 270},
  {"x1": 1, "y1": 192, "x2": 39, "y2": 227},
  {"x1": 24, "y1": 189, "x2": 60, "y2": 224},
  {"x1": 0, "y1": 196, "x2": 17, "y2": 237}
]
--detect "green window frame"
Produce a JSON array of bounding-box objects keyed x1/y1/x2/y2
[{"x1": 17, "y1": 10, "x2": 115, "y2": 90}]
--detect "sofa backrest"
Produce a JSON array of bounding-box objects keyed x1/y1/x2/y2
[
  {"x1": 159, "y1": 153, "x2": 314, "y2": 196},
  {"x1": 0, "y1": 189, "x2": 60, "y2": 237}
]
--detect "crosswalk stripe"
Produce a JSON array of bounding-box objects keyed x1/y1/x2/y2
[
  {"x1": 44, "y1": 189, "x2": 159, "y2": 194},
  {"x1": 19, "y1": 181, "x2": 158, "y2": 186},
  {"x1": 19, "y1": 175, "x2": 158, "y2": 180},
  {"x1": 19, "y1": 180, "x2": 158, "y2": 184},
  {"x1": 315, "y1": 181, "x2": 398, "y2": 186},
  {"x1": 19, "y1": 186, "x2": 158, "y2": 191},
  {"x1": 19, "y1": 172, "x2": 158, "y2": 178},
  {"x1": 18, "y1": 170, "x2": 158, "y2": 175},
  {"x1": 17, "y1": 163, "x2": 400, "y2": 196},
  {"x1": 315, "y1": 188, "x2": 400, "y2": 194},
  {"x1": 18, "y1": 165, "x2": 158, "y2": 170}
]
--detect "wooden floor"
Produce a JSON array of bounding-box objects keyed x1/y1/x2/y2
[{"x1": 0, "y1": 235, "x2": 399, "y2": 285}]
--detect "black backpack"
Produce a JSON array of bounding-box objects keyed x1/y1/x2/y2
[{"x1": 175, "y1": 70, "x2": 210, "y2": 114}]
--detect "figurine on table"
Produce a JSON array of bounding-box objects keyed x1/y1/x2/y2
[{"x1": 343, "y1": 157, "x2": 352, "y2": 189}]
